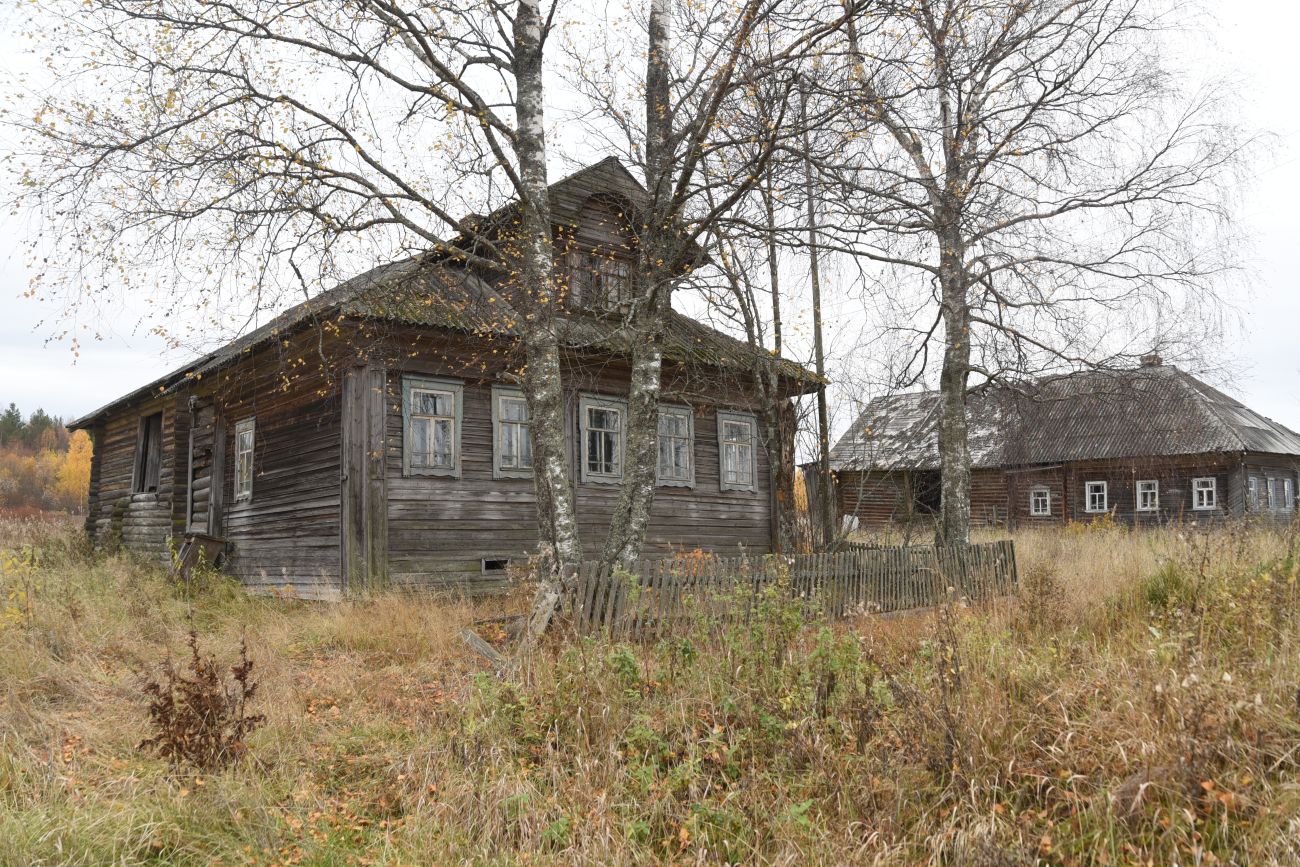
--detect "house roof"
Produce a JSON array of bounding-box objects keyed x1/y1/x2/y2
[
  {"x1": 829, "y1": 363, "x2": 1300, "y2": 472},
  {"x1": 69, "y1": 160, "x2": 817, "y2": 430}
]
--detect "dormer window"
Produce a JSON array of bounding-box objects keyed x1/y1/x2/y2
[{"x1": 567, "y1": 251, "x2": 632, "y2": 311}]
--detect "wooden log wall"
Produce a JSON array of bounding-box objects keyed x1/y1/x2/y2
[
  {"x1": 82, "y1": 395, "x2": 179, "y2": 565},
  {"x1": 357, "y1": 326, "x2": 781, "y2": 595},
  {"x1": 207, "y1": 329, "x2": 346, "y2": 599}
]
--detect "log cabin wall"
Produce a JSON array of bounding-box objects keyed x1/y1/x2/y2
[
  {"x1": 834, "y1": 470, "x2": 910, "y2": 528},
  {"x1": 82, "y1": 395, "x2": 178, "y2": 564},
  {"x1": 352, "y1": 326, "x2": 780, "y2": 594},
  {"x1": 205, "y1": 328, "x2": 347, "y2": 599}
]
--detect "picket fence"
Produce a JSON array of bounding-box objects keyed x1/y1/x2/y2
[{"x1": 566, "y1": 539, "x2": 1018, "y2": 639}]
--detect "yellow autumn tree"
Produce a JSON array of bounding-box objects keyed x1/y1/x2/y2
[{"x1": 54, "y1": 430, "x2": 92, "y2": 513}]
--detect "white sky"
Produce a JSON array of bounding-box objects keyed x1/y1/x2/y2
[{"x1": 1, "y1": 0, "x2": 1297, "y2": 434}]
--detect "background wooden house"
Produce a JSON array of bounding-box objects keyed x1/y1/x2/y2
[
  {"x1": 825, "y1": 357, "x2": 1300, "y2": 530},
  {"x1": 68, "y1": 160, "x2": 817, "y2": 598}
]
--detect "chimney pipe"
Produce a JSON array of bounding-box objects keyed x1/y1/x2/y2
[{"x1": 1140, "y1": 353, "x2": 1163, "y2": 367}]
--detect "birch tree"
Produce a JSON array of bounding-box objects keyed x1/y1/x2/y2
[
  {"x1": 7, "y1": 0, "x2": 584, "y2": 578},
  {"x1": 567, "y1": 0, "x2": 853, "y2": 566},
  {"x1": 829, "y1": 0, "x2": 1243, "y2": 543}
]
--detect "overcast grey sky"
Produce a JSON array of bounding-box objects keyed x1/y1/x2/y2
[{"x1": 1, "y1": 1, "x2": 1297, "y2": 432}]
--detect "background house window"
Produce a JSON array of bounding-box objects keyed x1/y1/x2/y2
[
  {"x1": 1136, "y1": 480, "x2": 1159, "y2": 512},
  {"x1": 1248, "y1": 476, "x2": 1260, "y2": 510},
  {"x1": 657, "y1": 406, "x2": 694, "y2": 487},
  {"x1": 580, "y1": 395, "x2": 625, "y2": 483},
  {"x1": 492, "y1": 387, "x2": 533, "y2": 479},
  {"x1": 403, "y1": 376, "x2": 463, "y2": 477},
  {"x1": 234, "y1": 417, "x2": 255, "y2": 502},
  {"x1": 717, "y1": 410, "x2": 757, "y2": 493},
  {"x1": 1192, "y1": 476, "x2": 1217, "y2": 510},
  {"x1": 1029, "y1": 487, "x2": 1050, "y2": 517},
  {"x1": 1285, "y1": 478, "x2": 1295, "y2": 511},
  {"x1": 133, "y1": 412, "x2": 163, "y2": 494},
  {"x1": 1084, "y1": 480, "x2": 1108, "y2": 513}
]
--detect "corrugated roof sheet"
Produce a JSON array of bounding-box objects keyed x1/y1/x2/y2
[
  {"x1": 70, "y1": 161, "x2": 816, "y2": 429},
  {"x1": 830, "y1": 364, "x2": 1300, "y2": 471}
]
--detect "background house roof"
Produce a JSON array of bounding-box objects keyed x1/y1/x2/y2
[
  {"x1": 70, "y1": 161, "x2": 816, "y2": 429},
  {"x1": 829, "y1": 364, "x2": 1300, "y2": 472}
]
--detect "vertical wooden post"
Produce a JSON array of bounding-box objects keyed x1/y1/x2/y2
[{"x1": 341, "y1": 364, "x2": 389, "y2": 594}]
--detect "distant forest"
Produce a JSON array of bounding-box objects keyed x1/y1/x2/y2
[{"x1": 0, "y1": 403, "x2": 90, "y2": 514}]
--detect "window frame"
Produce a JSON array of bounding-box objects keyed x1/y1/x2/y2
[
  {"x1": 132, "y1": 411, "x2": 164, "y2": 495},
  {"x1": 655, "y1": 404, "x2": 695, "y2": 488},
  {"x1": 402, "y1": 375, "x2": 464, "y2": 478},
  {"x1": 233, "y1": 417, "x2": 255, "y2": 503},
  {"x1": 717, "y1": 409, "x2": 759, "y2": 494},
  {"x1": 1029, "y1": 486, "x2": 1051, "y2": 517},
  {"x1": 1136, "y1": 479, "x2": 1159, "y2": 513},
  {"x1": 1084, "y1": 480, "x2": 1108, "y2": 514},
  {"x1": 578, "y1": 393, "x2": 627, "y2": 485},
  {"x1": 1192, "y1": 476, "x2": 1217, "y2": 511},
  {"x1": 491, "y1": 385, "x2": 534, "y2": 480}
]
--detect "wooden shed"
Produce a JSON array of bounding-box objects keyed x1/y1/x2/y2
[
  {"x1": 68, "y1": 160, "x2": 817, "y2": 598},
  {"x1": 827, "y1": 359, "x2": 1300, "y2": 530}
]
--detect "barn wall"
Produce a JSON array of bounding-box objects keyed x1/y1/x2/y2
[{"x1": 834, "y1": 470, "x2": 910, "y2": 528}]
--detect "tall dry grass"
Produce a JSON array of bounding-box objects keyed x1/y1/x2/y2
[{"x1": 1, "y1": 513, "x2": 1297, "y2": 864}]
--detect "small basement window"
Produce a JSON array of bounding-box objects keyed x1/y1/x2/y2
[
  {"x1": 1192, "y1": 477, "x2": 1217, "y2": 510},
  {"x1": 1029, "y1": 487, "x2": 1050, "y2": 517},
  {"x1": 1136, "y1": 480, "x2": 1159, "y2": 512},
  {"x1": 481, "y1": 558, "x2": 510, "y2": 575},
  {"x1": 133, "y1": 412, "x2": 163, "y2": 494},
  {"x1": 1084, "y1": 481, "x2": 1108, "y2": 513}
]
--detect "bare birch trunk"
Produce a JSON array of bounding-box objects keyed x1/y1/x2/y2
[
  {"x1": 601, "y1": 0, "x2": 672, "y2": 568},
  {"x1": 936, "y1": 228, "x2": 971, "y2": 546},
  {"x1": 513, "y1": 0, "x2": 581, "y2": 642}
]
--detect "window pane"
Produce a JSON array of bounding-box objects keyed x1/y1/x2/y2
[
  {"x1": 412, "y1": 390, "x2": 450, "y2": 416},
  {"x1": 501, "y1": 397, "x2": 527, "y2": 422}
]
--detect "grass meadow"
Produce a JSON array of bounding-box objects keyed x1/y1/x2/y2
[{"x1": 1, "y1": 513, "x2": 1297, "y2": 865}]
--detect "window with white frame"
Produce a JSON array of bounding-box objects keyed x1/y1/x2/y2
[
  {"x1": 234, "y1": 417, "x2": 255, "y2": 502},
  {"x1": 1192, "y1": 476, "x2": 1217, "y2": 510},
  {"x1": 1268, "y1": 477, "x2": 1279, "y2": 510},
  {"x1": 656, "y1": 405, "x2": 694, "y2": 487},
  {"x1": 1284, "y1": 478, "x2": 1295, "y2": 511},
  {"x1": 1136, "y1": 480, "x2": 1159, "y2": 512},
  {"x1": 717, "y1": 410, "x2": 758, "y2": 493},
  {"x1": 403, "y1": 376, "x2": 462, "y2": 477},
  {"x1": 579, "y1": 395, "x2": 625, "y2": 483},
  {"x1": 1029, "y1": 487, "x2": 1050, "y2": 517},
  {"x1": 1085, "y1": 480, "x2": 1108, "y2": 513},
  {"x1": 492, "y1": 386, "x2": 532, "y2": 479},
  {"x1": 1248, "y1": 476, "x2": 1260, "y2": 510}
]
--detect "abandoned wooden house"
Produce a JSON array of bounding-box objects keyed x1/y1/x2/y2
[
  {"x1": 826, "y1": 357, "x2": 1300, "y2": 529},
  {"x1": 67, "y1": 159, "x2": 816, "y2": 598}
]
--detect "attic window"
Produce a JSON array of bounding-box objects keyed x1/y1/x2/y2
[{"x1": 568, "y1": 251, "x2": 631, "y2": 311}]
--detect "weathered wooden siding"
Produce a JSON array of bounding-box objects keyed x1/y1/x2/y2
[
  {"x1": 209, "y1": 334, "x2": 345, "y2": 599},
  {"x1": 83, "y1": 396, "x2": 179, "y2": 564},
  {"x1": 362, "y1": 328, "x2": 780, "y2": 594},
  {"x1": 835, "y1": 470, "x2": 910, "y2": 527}
]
